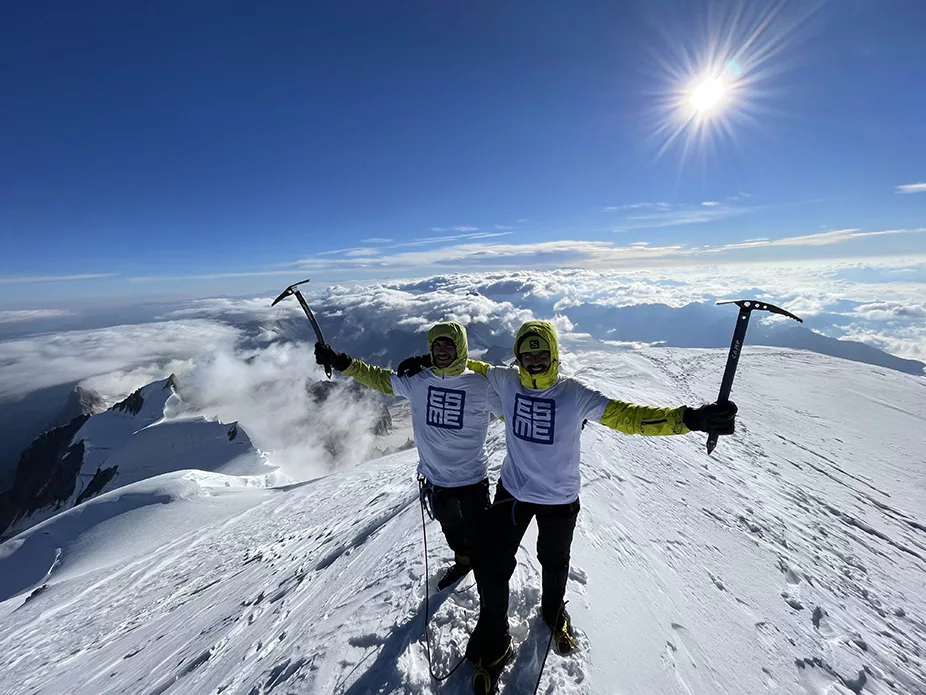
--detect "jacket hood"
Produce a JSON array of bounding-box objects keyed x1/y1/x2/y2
[
  {"x1": 428, "y1": 321, "x2": 468, "y2": 377},
  {"x1": 514, "y1": 320, "x2": 559, "y2": 389}
]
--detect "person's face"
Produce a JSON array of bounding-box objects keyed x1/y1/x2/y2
[
  {"x1": 431, "y1": 337, "x2": 458, "y2": 368},
  {"x1": 519, "y1": 350, "x2": 551, "y2": 374}
]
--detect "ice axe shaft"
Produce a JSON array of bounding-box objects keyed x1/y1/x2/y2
[
  {"x1": 707, "y1": 300, "x2": 803, "y2": 455},
  {"x1": 271, "y1": 278, "x2": 332, "y2": 378}
]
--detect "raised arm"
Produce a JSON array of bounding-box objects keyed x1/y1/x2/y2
[
  {"x1": 315, "y1": 343, "x2": 395, "y2": 396},
  {"x1": 343, "y1": 359, "x2": 396, "y2": 396}
]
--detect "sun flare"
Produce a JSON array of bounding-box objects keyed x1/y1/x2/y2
[
  {"x1": 689, "y1": 75, "x2": 728, "y2": 115},
  {"x1": 647, "y1": 0, "x2": 818, "y2": 163}
]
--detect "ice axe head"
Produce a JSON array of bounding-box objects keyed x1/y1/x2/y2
[
  {"x1": 271, "y1": 278, "x2": 312, "y2": 307},
  {"x1": 270, "y1": 278, "x2": 332, "y2": 378},
  {"x1": 716, "y1": 299, "x2": 803, "y2": 323}
]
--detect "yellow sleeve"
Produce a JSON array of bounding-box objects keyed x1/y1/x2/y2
[
  {"x1": 342, "y1": 359, "x2": 395, "y2": 396},
  {"x1": 466, "y1": 359, "x2": 491, "y2": 377},
  {"x1": 599, "y1": 400, "x2": 689, "y2": 436}
]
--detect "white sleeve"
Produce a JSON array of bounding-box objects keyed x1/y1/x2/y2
[
  {"x1": 390, "y1": 373, "x2": 414, "y2": 399},
  {"x1": 485, "y1": 365, "x2": 512, "y2": 394},
  {"x1": 486, "y1": 382, "x2": 504, "y2": 418},
  {"x1": 574, "y1": 381, "x2": 610, "y2": 421}
]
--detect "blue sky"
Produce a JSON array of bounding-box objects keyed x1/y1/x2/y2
[{"x1": 2, "y1": 0, "x2": 925, "y2": 307}]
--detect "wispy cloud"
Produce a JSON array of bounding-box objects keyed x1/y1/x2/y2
[
  {"x1": 384, "y1": 231, "x2": 510, "y2": 249},
  {"x1": 708, "y1": 228, "x2": 926, "y2": 252},
  {"x1": 0, "y1": 309, "x2": 74, "y2": 324},
  {"x1": 0, "y1": 273, "x2": 116, "y2": 285},
  {"x1": 360, "y1": 237, "x2": 392, "y2": 244},
  {"x1": 131, "y1": 270, "x2": 307, "y2": 282},
  {"x1": 494, "y1": 224, "x2": 515, "y2": 230},
  {"x1": 895, "y1": 183, "x2": 926, "y2": 194},
  {"x1": 345, "y1": 249, "x2": 380, "y2": 258},
  {"x1": 617, "y1": 202, "x2": 749, "y2": 230},
  {"x1": 312, "y1": 247, "x2": 370, "y2": 257},
  {"x1": 601, "y1": 200, "x2": 752, "y2": 229},
  {"x1": 602, "y1": 202, "x2": 670, "y2": 212},
  {"x1": 430, "y1": 225, "x2": 480, "y2": 233},
  {"x1": 285, "y1": 231, "x2": 514, "y2": 268}
]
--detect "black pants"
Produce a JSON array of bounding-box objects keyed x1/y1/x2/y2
[
  {"x1": 429, "y1": 477, "x2": 490, "y2": 564},
  {"x1": 471, "y1": 482, "x2": 580, "y2": 656}
]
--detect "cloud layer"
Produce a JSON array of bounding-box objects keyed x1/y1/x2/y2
[{"x1": 2, "y1": 264, "x2": 923, "y2": 483}]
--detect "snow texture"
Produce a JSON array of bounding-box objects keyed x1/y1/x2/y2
[{"x1": 0, "y1": 347, "x2": 924, "y2": 694}]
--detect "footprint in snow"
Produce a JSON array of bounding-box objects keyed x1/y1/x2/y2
[
  {"x1": 568, "y1": 565, "x2": 588, "y2": 585},
  {"x1": 812, "y1": 606, "x2": 838, "y2": 640}
]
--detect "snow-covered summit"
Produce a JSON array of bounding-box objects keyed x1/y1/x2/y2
[
  {"x1": 0, "y1": 347, "x2": 924, "y2": 694},
  {"x1": 0, "y1": 375, "x2": 275, "y2": 539}
]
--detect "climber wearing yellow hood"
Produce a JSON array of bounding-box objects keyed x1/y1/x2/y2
[
  {"x1": 464, "y1": 320, "x2": 736, "y2": 690},
  {"x1": 314, "y1": 322, "x2": 501, "y2": 590}
]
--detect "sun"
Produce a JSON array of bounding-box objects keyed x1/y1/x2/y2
[
  {"x1": 689, "y1": 75, "x2": 728, "y2": 115},
  {"x1": 645, "y1": 0, "x2": 821, "y2": 163}
]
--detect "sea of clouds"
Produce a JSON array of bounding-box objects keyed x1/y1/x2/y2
[{"x1": 1, "y1": 263, "x2": 923, "y2": 482}]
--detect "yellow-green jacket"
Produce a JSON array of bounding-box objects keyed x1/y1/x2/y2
[{"x1": 476, "y1": 320, "x2": 689, "y2": 504}]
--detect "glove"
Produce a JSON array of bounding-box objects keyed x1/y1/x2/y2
[
  {"x1": 314, "y1": 342, "x2": 353, "y2": 372},
  {"x1": 396, "y1": 353, "x2": 432, "y2": 377},
  {"x1": 683, "y1": 401, "x2": 737, "y2": 435}
]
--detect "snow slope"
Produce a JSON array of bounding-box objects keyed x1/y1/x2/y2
[
  {"x1": 3, "y1": 377, "x2": 278, "y2": 538},
  {"x1": 0, "y1": 347, "x2": 923, "y2": 695}
]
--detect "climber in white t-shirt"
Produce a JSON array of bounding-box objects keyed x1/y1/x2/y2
[
  {"x1": 315, "y1": 321, "x2": 501, "y2": 589},
  {"x1": 464, "y1": 320, "x2": 737, "y2": 691}
]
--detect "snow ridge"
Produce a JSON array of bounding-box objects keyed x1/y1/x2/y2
[{"x1": 0, "y1": 347, "x2": 924, "y2": 695}]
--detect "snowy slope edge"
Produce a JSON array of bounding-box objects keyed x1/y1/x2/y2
[{"x1": 0, "y1": 376, "x2": 274, "y2": 539}]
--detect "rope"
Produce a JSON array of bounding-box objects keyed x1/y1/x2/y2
[
  {"x1": 419, "y1": 491, "x2": 468, "y2": 682},
  {"x1": 532, "y1": 600, "x2": 567, "y2": 695}
]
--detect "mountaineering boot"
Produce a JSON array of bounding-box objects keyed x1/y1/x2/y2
[
  {"x1": 437, "y1": 553, "x2": 471, "y2": 590},
  {"x1": 544, "y1": 607, "x2": 578, "y2": 655},
  {"x1": 472, "y1": 635, "x2": 513, "y2": 694}
]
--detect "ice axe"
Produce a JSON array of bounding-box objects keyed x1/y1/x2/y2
[
  {"x1": 707, "y1": 299, "x2": 803, "y2": 455},
  {"x1": 271, "y1": 278, "x2": 332, "y2": 379}
]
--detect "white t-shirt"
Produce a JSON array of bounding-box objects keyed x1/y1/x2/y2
[
  {"x1": 485, "y1": 366, "x2": 610, "y2": 505},
  {"x1": 391, "y1": 369, "x2": 502, "y2": 488}
]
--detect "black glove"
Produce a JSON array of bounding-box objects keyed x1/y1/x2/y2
[
  {"x1": 314, "y1": 342, "x2": 353, "y2": 372},
  {"x1": 683, "y1": 401, "x2": 737, "y2": 435},
  {"x1": 396, "y1": 353, "x2": 432, "y2": 377}
]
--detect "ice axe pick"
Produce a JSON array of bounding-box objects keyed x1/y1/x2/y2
[
  {"x1": 707, "y1": 300, "x2": 803, "y2": 455},
  {"x1": 271, "y1": 278, "x2": 332, "y2": 379}
]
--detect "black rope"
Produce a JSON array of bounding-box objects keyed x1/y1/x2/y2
[
  {"x1": 532, "y1": 600, "x2": 567, "y2": 695},
  {"x1": 420, "y1": 493, "x2": 468, "y2": 682}
]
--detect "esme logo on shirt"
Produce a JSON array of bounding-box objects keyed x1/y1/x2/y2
[
  {"x1": 513, "y1": 394, "x2": 555, "y2": 444},
  {"x1": 426, "y1": 386, "x2": 466, "y2": 430}
]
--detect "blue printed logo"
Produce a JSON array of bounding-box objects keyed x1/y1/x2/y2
[
  {"x1": 426, "y1": 386, "x2": 466, "y2": 430},
  {"x1": 513, "y1": 394, "x2": 555, "y2": 445}
]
